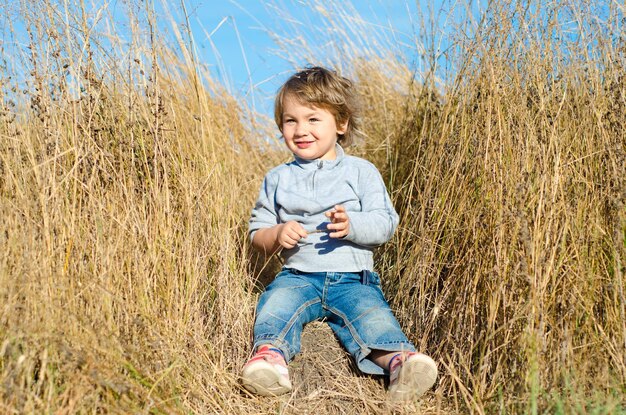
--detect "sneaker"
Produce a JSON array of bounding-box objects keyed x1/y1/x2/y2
[
  {"x1": 388, "y1": 352, "x2": 438, "y2": 401},
  {"x1": 241, "y1": 345, "x2": 292, "y2": 396}
]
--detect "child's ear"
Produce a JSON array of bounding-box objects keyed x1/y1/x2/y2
[{"x1": 337, "y1": 119, "x2": 349, "y2": 135}]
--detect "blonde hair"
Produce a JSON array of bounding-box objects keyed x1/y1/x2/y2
[{"x1": 274, "y1": 66, "x2": 361, "y2": 147}]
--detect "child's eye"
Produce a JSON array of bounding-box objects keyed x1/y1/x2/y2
[
  {"x1": 309, "y1": 118, "x2": 320, "y2": 122},
  {"x1": 284, "y1": 119, "x2": 295, "y2": 124}
]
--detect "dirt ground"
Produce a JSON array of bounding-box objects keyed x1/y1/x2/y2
[{"x1": 265, "y1": 321, "x2": 452, "y2": 415}]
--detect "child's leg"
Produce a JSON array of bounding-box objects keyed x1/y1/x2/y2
[
  {"x1": 324, "y1": 271, "x2": 416, "y2": 374},
  {"x1": 253, "y1": 269, "x2": 324, "y2": 359},
  {"x1": 324, "y1": 271, "x2": 437, "y2": 399},
  {"x1": 242, "y1": 269, "x2": 324, "y2": 396},
  {"x1": 369, "y1": 349, "x2": 401, "y2": 369},
  {"x1": 352, "y1": 343, "x2": 438, "y2": 402}
]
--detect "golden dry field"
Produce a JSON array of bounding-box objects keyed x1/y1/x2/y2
[{"x1": 0, "y1": 1, "x2": 624, "y2": 414}]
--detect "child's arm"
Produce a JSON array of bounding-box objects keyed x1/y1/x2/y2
[
  {"x1": 250, "y1": 172, "x2": 308, "y2": 255},
  {"x1": 340, "y1": 164, "x2": 399, "y2": 247},
  {"x1": 252, "y1": 221, "x2": 308, "y2": 254}
]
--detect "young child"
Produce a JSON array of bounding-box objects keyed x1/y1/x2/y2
[{"x1": 241, "y1": 66, "x2": 437, "y2": 401}]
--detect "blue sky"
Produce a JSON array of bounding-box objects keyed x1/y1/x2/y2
[
  {"x1": 0, "y1": 0, "x2": 615, "y2": 127},
  {"x1": 1, "y1": 0, "x2": 616, "y2": 131},
  {"x1": 0, "y1": 0, "x2": 457, "y2": 118},
  {"x1": 182, "y1": 1, "x2": 430, "y2": 116}
]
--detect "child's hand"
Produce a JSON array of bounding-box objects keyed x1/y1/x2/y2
[
  {"x1": 276, "y1": 221, "x2": 308, "y2": 249},
  {"x1": 325, "y1": 205, "x2": 350, "y2": 239}
]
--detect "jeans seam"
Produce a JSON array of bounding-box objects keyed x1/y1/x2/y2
[
  {"x1": 326, "y1": 305, "x2": 367, "y2": 351},
  {"x1": 276, "y1": 297, "x2": 321, "y2": 355},
  {"x1": 321, "y1": 274, "x2": 329, "y2": 307}
]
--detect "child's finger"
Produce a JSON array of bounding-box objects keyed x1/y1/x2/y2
[
  {"x1": 329, "y1": 228, "x2": 348, "y2": 238},
  {"x1": 289, "y1": 222, "x2": 308, "y2": 237},
  {"x1": 288, "y1": 229, "x2": 304, "y2": 241},
  {"x1": 332, "y1": 211, "x2": 348, "y2": 221},
  {"x1": 327, "y1": 221, "x2": 348, "y2": 231}
]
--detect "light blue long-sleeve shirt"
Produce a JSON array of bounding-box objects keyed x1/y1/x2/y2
[{"x1": 249, "y1": 144, "x2": 399, "y2": 272}]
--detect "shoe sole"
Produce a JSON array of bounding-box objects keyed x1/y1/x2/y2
[
  {"x1": 389, "y1": 354, "x2": 438, "y2": 401},
  {"x1": 241, "y1": 361, "x2": 292, "y2": 396}
]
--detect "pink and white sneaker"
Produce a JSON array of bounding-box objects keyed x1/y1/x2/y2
[
  {"x1": 388, "y1": 352, "x2": 438, "y2": 401},
  {"x1": 241, "y1": 345, "x2": 292, "y2": 396}
]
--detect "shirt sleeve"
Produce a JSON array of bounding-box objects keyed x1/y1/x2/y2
[
  {"x1": 343, "y1": 163, "x2": 399, "y2": 247},
  {"x1": 249, "y1": 173, "x2": 280, "y2": 242}
]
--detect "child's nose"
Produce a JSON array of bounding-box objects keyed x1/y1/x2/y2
[{"x1": 295, "y1": 123, "x2": 308, "y2": 136}]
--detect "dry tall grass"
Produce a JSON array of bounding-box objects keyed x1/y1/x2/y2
[{"x1": 0, "y1": 0, "x2": 624, "y2": 414}]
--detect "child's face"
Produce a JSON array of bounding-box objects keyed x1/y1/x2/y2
[{"x1": 281, "y1": 95, "x2": 347, "y2": 160}]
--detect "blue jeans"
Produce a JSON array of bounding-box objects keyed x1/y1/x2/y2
[{"x1": 253, "y1": 268, "x2": 415, "y2": 375}]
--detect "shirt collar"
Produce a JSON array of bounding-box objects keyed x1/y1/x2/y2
[{"x1": 293, "y1": 143, "x2": 345, "y2": 170}]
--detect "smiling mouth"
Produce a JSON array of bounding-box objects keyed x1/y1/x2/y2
[{"x1": 295, "y1": 141, "x2": 314, "y2": 149}]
